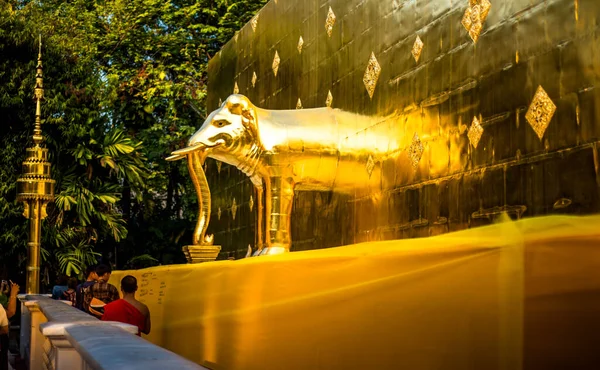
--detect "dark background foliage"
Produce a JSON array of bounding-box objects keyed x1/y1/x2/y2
[{"x1": 0, "y1": 0, "x2": 266, "y2": 291}]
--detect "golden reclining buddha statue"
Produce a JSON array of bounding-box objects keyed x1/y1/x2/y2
[{"x1": 167, "y1": 94, "x2": 395, "y2": 256}]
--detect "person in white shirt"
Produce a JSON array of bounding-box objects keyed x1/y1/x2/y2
[{"x1": 0, "y1": 304, "x2": 8, "y2": 335}]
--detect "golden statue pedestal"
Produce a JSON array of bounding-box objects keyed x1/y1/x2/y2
[{"x1": 183, "y1": 245, "x2": 221, "y2": 264}]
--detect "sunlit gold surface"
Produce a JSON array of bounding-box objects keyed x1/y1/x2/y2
[
  {"x1": 16, "y1": 37, "x2": 55, "y2": 293},
  {"x1": 179, "y1": 150, "x2": 220, "y2": 263},
  {"x1": 250, "y1": 14, "x2": 258, "y2": 33},
  {"x1": 111, "y1": 214, "x2": 600, "y2": 369},
  {"x1": 170, "y1": 94, "x2": 400, "y2": 254},
  {"x1": 204, "y1": 0, "x2": 599, "y2": 259}
]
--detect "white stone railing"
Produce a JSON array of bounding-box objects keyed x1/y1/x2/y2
[{"x1": 19, "y1": 295, "x2": 207, "y2": 370}]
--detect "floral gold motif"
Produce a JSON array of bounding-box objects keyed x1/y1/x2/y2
[
  {"x1": 326, "y1": 90, "x2": 333, "y2": 108},
  {"x1": 363, "y1": 52, "x2": 381, "y2": 99},
  {"x1": 298, "y1": 36, "x2": 304, "y2": 54},
  {"x1": 252, "y1": 72, "x2": 257, "y2": 88},
  {"x1": 412, "y1": 36, "x2": 424, "y2": 63},
  {"x1": 467, "y1": 116, "x2": 484, "y2": 149},
  {"x1": 296, "y1": 98, "x2": 303, "y2": 109},
  {"x1": 272, "y1": 51, "x2": 280, "y2": 77},
  {"x1": 462, "y1": 0, "x2": 491, "y2": 43},
  {"x1": 525, "y1": 85, "x2": 556, "y2": 140},
  {"x1": 408, "y1": 133, "x2": 424, "y2": 169},
  {"x1": 325, "y1": 7, "x2": 336, "y2": 37},
  {"x1": 366, "y1": 155, "x2": 375, "y2": 178}
]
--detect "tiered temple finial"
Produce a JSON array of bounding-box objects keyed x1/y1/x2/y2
[{"x1": 16, "y1": 36, "x2": 55, "y2": 294}]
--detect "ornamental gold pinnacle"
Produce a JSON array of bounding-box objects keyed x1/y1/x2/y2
[{"x1": 16, "y1": 35, "x2": 55, "y2": 294}]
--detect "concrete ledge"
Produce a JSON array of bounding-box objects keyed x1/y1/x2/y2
[
  {"x1": 65, "y1": 324, "x2": 208, "y2": 370},
  {"x1": 32, "y1": 295, "x2": 97, "y2": 324}
]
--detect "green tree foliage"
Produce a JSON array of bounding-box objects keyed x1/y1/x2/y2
[{"x1": 0, "y1": 0, "x2": 267, "y2": 283}]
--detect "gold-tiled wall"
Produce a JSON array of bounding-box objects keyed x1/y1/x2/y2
[{"x1": 205, "y1": 0, "x2": 600, "y2": 258}]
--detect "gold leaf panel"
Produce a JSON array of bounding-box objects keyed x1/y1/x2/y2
[
  {"x1": 408, "y1": 133, "x2": 424, "y2": 169},
  {"x1": 525, "y1": 85, "x2": 556, "y2": 140},
  {"x1": 366, "y1": 155, "x2": 375, "y2": 178},
  {"x1": 325, "y1": 7, "x2": 336, "y2": 38},
  {"x1": 467, "y1": 116, "x2": 484, "y2": 149},
  {"x1": 326, "y1": 90, "x2": 333, "y2": 108},
  {"x1": 412, "y1": 36, "x2": 424, "y2": 63},
  {"x1": 363, "y1": 52, "x2": 381, "y2": 99},
  {"x1": 231, "y1": 198, "x2": 238, "y2": 220},
  {"x1": 462, "y1": 0, "x2": 492, "y2": 44},
  {"x1": 272, "y1": 51, "x2": 280, "y2": 77}
]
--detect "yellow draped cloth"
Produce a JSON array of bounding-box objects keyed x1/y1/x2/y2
[{"x1": 110, "y1": 215, "x2": 600, "y2": 370}]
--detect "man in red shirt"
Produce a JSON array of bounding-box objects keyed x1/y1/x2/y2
[{"x1": 101, "y1": 275, "x2": 151, "y2": 336}]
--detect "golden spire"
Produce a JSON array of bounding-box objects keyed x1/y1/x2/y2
[
  {"x1": 16, "y1": 35, "x2": 55, "y2": 294},
  {"x1": 33, "y1": 35, "x2": 44, "y2": 145}
]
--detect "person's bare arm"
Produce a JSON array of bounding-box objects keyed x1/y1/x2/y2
[
  {"x1": 142, "y1": 304, "x2": 151, "y2": 335},
  {"x1": 6, "y1": 281, "x2": 19, "y2": 318}
]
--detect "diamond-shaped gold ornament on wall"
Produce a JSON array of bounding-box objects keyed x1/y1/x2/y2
[
  {"x1": 251, "y1": 72, "x2": 257, "y2": 88},
  {"x1": 251, "y1": 14, "x2": 259, "y2": 33},
  {"x1": 325, "y1": 7, "x2": 336, "y2": 37},
  {"x1": 408, "y1": 133, "x2": 424, "y2": 169},
  {"x1": 462, "y1": 0, "x2": 491, "y2": 43},
  {"x1": 326, "y1": 90, "x2": 333, "y2": 108},
  {"x1": 231, "y1": 198, "x2": 238, "y2": 220},
  {"x1": 272, "y1": 51, "x2": 280, "y2": 77},
  {"x1": 296, "y1": 98, "x2": 303, "y2": 110},
  {"x1": 249, "y1": 195, "x2": 254, "y2": 212},
  {"x1": 467, "y1": 116, "x2": 484, "y2": 149},
  {"x1": 525, "y1": 85, "x2": 556, "y2": 140},
  {"x1": 298, "y1": 36, "x2": 304, "y2": 54},
  {"x1": 233, "y1": 82, "x2": 239, "y2": 94},
  {"x1": 366, "y1": 155, "x2": 375, "y2": 178},
  {"x1": 412, "y1": 36, "x2": 424, "y2": 63},
  {"x1": 363, "y1": 52, "x2": 381, "y2": 99}
]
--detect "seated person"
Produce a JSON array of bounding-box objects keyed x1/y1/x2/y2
[{"x1": 101, "y1": 275, "x2": 151, "y2": 336}]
